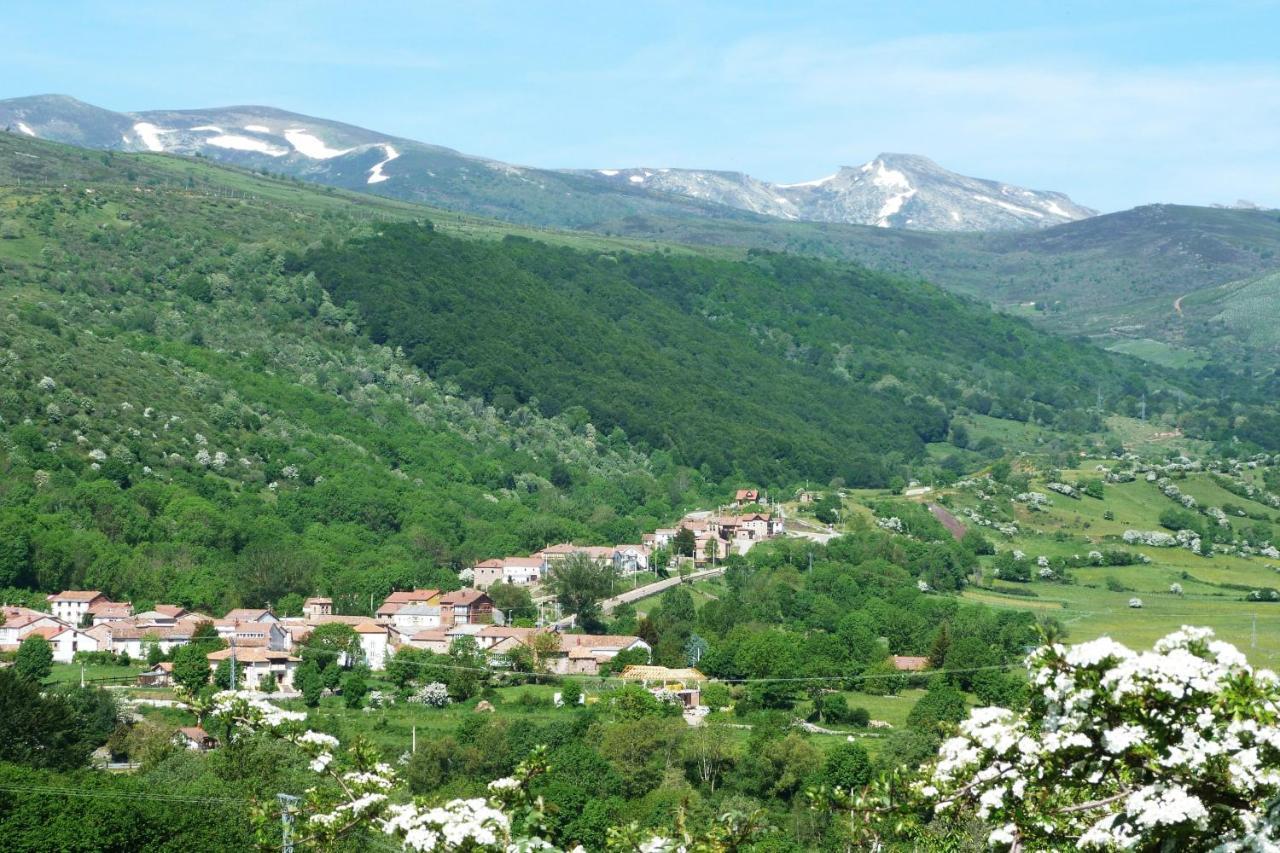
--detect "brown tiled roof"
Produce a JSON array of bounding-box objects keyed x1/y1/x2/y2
[
  {"x1": 153, "y1": 605, "x2": 187, "y2": 617},
  {"x1": 222, "y1": 608, "x2": 273, "y2": 621},
  {"x1": 439, "y1": 588, "x2": 488, "y2": 606},
  {"x1": 353, "y1": 623, "x2": 388, "y2": 635},
  {"x1": 48, "y1": 590, "x2": 105, "y2": 602},
  {"x1": 502, "y1": 557, "x2": 543, "y2": 568},
  {"x1": 206, "y1": 647, "x2": 298, "y2": 663},
  {"x1": 409, "y1": 628, "x2": 449, "y2": 642}
]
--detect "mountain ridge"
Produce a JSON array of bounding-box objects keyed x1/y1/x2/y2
[
  {"x1": 0, "y1": 93, "x2": 1092, "y2": 233},
  {"x1": 571, "y1": 152, "x2": 1095, "y2": 231}
]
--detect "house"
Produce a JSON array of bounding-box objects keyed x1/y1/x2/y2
[
  {"x1": 88, "y1": 601, "x2": 134, "y2": 625},
  {"x1": 618, "y1": 665, "x2": 707, "y2": 708},
  {"x1": 734, "y1": 489, "x2": 759, "y2": 507},
  {"x1": 214, "y1": 619, "x2": 289, "y2": 651},
  {"x1": 533, "y1": 543, "x2": 579, "y2": 566},
  {"x1": 0, "y1": 608, "x2": 66, "y2": 651},
  {"x1": 99, "y1": 624, "x2": 193, "y2": 658},
  {"x1": 554, "y1": 634, "x2": 651, "y2": 675},
  {"x1": 501, "y1": 557, "x2": 544, "y2": 587},
  {"x1": 137, "y1": 662, "x2": 174, "y2": 686},
  {"x1": 438, "y1": 589, "x2": 494, "y2": 627},
  {"x1": 890, "y1": 655, "x2": 931, "y2": 672},
  {"x1": 391, "y1": 603, "x2": 443, "y2": 634},
  {"x1": 375, "y1": 589, "x2": 440, "y2": 623},
  {"x1": 652, "y1": 528, "x2": 679, "y2": 549},
  {"x1": 174, "y1": 726, "x2": 218, "y2": 751},
  {"x1": 481, "y1": 629, "x2": 649, "y2": 676},
  {"x1": 221, "y1": 608, "x2": 278, "y2": 624},
  {"x1": 206, "y1": 647, "x2": 301, "y2": 690},
  {"x1": 47, "y1": 625, "x2": 101, "y2": 663},
  {"x1": 611, "y1": 545, "x2": 650, "y2": 575},
  {"x1": 354, "y1": 622, "x2": 390, "y2": 670},
  {"x1": 405, "y1": 628, "x2": 451, "y2": 654},
  {"x1": 472, "y1": 559, "x2": 505, "y2": 590},
  {"x1": 153, "y1": 604, "x2": 189, "y2": 619},
  {"x1": 302, "y1": 597, "x2": 333, "y2": 619},
  {"x1": 47, "y1": 590, "x2": 110, "y2": 625}
]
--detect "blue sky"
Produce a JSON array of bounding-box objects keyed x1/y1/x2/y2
[{"x1": 3, "y1": 0, "x2": 1278, "y2": 211}]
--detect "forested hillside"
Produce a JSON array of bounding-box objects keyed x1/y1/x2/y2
[
  {"x1": 301, "y1": 224, "x2": 1168, "y2": 487},
  {"x1": 0, "y1": 135, "x2": 720, "y2": 613}
]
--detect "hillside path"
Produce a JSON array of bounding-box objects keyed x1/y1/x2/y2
[{"x1": 1174, "y1": 294, "x2": 1185, "y2": 317}]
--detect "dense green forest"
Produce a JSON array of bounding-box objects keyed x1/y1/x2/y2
[{"x1": 300, "y1": 223, "x2": 1175, "y2": 487}]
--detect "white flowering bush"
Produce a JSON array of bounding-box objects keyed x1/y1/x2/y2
[
  {"x1": 408, "y1": 682, "x2": 451, "y2": 707},
  {"x1": 1170, "y1": 582, "x2": 1184, "y2": 596},
  {"x1": 922, "y1": 627, "x2": 1280, "y2": 851},
  {"x1": 1128, "y1": 597, "x2": 1143, "y2": 609}
]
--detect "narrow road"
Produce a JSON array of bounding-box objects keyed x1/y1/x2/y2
[{"x1": 551, "y1": 566, "x2": 728, "y2": 627}]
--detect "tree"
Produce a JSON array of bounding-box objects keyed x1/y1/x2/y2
[
  {"x1": 171, "y1": 644, "x2": 211, "y2": 694},
  {"x1": 823, "y1": 742, "x2": 872, "y2": 790},
  {"x1": 547, "y1": 552, "x2": 615, "y2": 633},
  {"x1": 487, "y1": 582, "x2": 537, "y2": 623},
  {"x1": 145, "y1": 640, "x2": 164, "y2": 667},
  {"x1": 924, "y1": 627, "x2": 1280, "y2": 851},
  {"x1": 342, "y1": 670, "x2": 368, "y2": 709},
  {"x1": 907, "y1": 680, "x2": 967, "y2": 731},
  {"x1": 303, "y1": 622, "x2": 359, "y2": 670},
  {"x1": 0, "y1": 669, "x2": 85, "y2": 769},
  {"x1": 672, "y1": 527, "x2": 696, "y2": 558},
  {"x1": 214, "y1": 658, "x2": 241, "y2": 690},
  {"x1": 14, "y1": 634, "x2": 54, "y2": 682},
  {"x1": 295, "y1": 661, "x2": 323, "y2": 708}
]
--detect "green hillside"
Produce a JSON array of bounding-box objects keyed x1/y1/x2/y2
[{"x1": 0, "y1": 134, "x2": 724, "y2": 613}]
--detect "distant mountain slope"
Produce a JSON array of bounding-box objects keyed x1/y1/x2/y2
[
  {"x1": 573, "y1": 154, "x2": 1095, "y2": 231},
  {"x1": 0, "y1": 94, "x2": 1091, "y2": 232}
]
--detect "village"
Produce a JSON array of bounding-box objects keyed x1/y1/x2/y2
[{"x1": 1, "y1": 492, "x2": 790, "y2": 706}]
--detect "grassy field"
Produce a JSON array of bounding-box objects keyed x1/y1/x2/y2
[{"x1": 856, "y1": 456, "x2": 1280, "y2": 666}]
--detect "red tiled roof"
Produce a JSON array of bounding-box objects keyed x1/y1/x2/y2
[
  {"x1": 153, "y1": 605, "x2": 187, "y2": 617},
  {"x1": 891, "y1": 655, "x2": 931, "y2": 672}
]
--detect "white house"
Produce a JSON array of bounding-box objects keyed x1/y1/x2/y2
[
  {"x1": 48, "y1": 626, "x2": 100, "y2": 663},
  {"x1": 354, "y1": 623, "x2": 390, "y2": 670},
  {"x1": 206, "y1": 647, "x2": 301, "y2": 691},
  {"x1": 46, "y1": 591, "x2": 111, "y2": 625},
  {"x1": 502, "y1": 557, "x2": 544, "y2": 586}
]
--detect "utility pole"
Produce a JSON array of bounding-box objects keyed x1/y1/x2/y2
[{"x1": 277, "y1": 793, "x2": 299, "y2": 853}]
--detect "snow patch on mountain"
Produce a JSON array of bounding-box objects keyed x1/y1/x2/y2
[
  {"x1": 283, "y1": 128, "x2": 351, "y2": 159},
  {"x1": 207, "y1": 134, "x2": 289, "y2": 156},
  {"x1": 367, "y1": 144, "x2": 399, "y2": 184},
  {"x1": 244, "y1": 124, "x2": 270, "y2": 133},
  {"x1": 132, "y1": 122, "x2": 172, "y2": 152},
  {"x1": 190, "y1": 125, "x2": 224, "y2": 133},
  {"x1": 16, "y1": 121, "x2": 35, "y2": 136}
]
